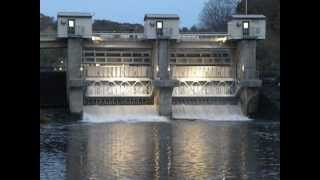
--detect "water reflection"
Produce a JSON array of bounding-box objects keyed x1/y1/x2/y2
[
  {"x1": 66, "y1": 123, "x2": 171, "y2": 180},
  {"x1": 170, "y1": 121, "x2": 256, "y2": 180},
  {"x1": 40, "y1": 121, "x2": 280, "y2": 180},
  {"x1": 40, "y1": 124, "x2": 67, "y2": 180}
]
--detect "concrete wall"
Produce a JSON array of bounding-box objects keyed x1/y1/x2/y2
[
  {"x1": 236, "y1": 40, "x2": 257, "y2": 80},
  {"x1": 228, "y1": 19, "x2": 266, "y2": 39},
  {"x1": 67, "y1": 39, "x2": 84, "y2": 115},
  {"x1": 239, "y1": 87, "x2": 260, "y2": 117},
  {"x1": 235, "y1": 40, "x2": 261, "y2": 117},
  {"x1": 158, "y1": 88, "x2": 174, "y2": 116},
  {"x1": 144, "y1": 19, "x2": 179, "y2": 39},
  {"x1": 153, "y1": 82, "x2": 177, "y2": 117},
  {"x1": 57, "y1": 17, "x2": 92, "y2": 38},
  {"x1": 152, "y1": 41, "x2": 159, "y2": 79},
  {"x1": 153, "y1": 40, "x2": 178, "y2": 117},
  {"x1": 158, "y1": 40, "x2": 169, "y2": 80}
]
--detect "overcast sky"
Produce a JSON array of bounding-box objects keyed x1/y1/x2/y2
[{"x1": 40, "y1": 0, "x2": 209, "y2": 28}]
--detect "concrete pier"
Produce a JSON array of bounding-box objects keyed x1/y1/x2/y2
[
  {"x1": 237, "y1": 40, "x2": 257, "y2": 80},
  {"x1": 67, "y1": 39, "x2": 83, "y2": 116},
  {"x1": 158, "y1": 40, "x2": 169, "y2": 80},
  {"x1": 153, "y1": 80, "x2": 178, "y2": 117},
  {"x1": 153, "y1": 40, "x2": 178, "y2": 117},
  {"x1": 236, "y1": 40, "x2": 261, "y2": 117}
]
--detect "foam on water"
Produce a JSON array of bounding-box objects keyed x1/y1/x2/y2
[
  {"x1": 172, "y1": 104, "x2": 251, "y2": 121},
  {"x1": 83, "y1": 104, "x2": 250, "y2": 123},
  {"x1": 82, "y1": 105, "x2": 169, "y2": 123}
]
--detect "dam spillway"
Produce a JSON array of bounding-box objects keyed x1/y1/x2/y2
[
  {"x1": 40, "y1": 12, "x2": 266, "y2": 120},
  {"x1": 82, "y1": 104, "x2": 249, "y2": 123},
  {"x1": 82, "y1": 105, "x2": 168, "y2": 123}
]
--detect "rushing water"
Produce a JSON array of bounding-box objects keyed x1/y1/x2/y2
[
  {"x1": 40, "y1": 120, "x2": 280, "y2": 180},
  {"x1": 83, "y1": 105, "x2": 249, "y2": 122}
]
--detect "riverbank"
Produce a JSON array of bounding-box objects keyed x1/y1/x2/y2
[{"x1": 40, "y1": 108, "x2": 79, "y2": 124}]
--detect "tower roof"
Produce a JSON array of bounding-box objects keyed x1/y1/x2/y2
[
  {"x1": 231, "y1": 14, "x2": 266, "y2": 19},
  {"x1": 57, "y1": 12, "x2": 92, "y2": 18},
  {"x1": 144, "y1": 14, "x2": 180, "y2": 21}
]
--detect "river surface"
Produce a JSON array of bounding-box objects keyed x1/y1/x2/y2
[{"x1": 40, "y1": 120, "x2": 280, "y2": 180}]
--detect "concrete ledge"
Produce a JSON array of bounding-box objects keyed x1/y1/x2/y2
[
  {"x1": 172, "y1": 96, "x2": 238, "y2": 105},
  {"x1": 152, "y1": 80, "x2": 179, "y2": 87},
  {"x1": 240, "y1": 79, "x2": 262, "y2": 87},
  {"x1": 69, "y1": 80, "x2": 83, "y2": 87}
]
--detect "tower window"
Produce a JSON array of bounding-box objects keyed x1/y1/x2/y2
[
  {"x1": 68, "y1": 20, "x2": 74, "y2": 27},
  {"x1": 156, "y1": 21, "x2": 163, "y2": 35},
  {"x1": 242, "y1": 21, "x2": 249, "y2": 36},
  {"x1": 156, "y1": 21, "x2": 163, "y2": 29},
  {"x1": 68, "y1": 19, "x2": 75, "y2": 34}
]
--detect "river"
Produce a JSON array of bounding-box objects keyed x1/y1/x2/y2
[{"x1": 40, "y1": 120, "x2": 280, "y2": 180}]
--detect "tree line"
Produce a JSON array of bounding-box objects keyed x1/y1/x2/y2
[
  {"x1": 40, "y1": 13, "x2": 143, "y2": 33},
  {"x1": 197, "y1": 0, "x2": 280, "y2": 77}
]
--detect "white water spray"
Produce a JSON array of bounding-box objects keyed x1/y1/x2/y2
[
  {"x1": 172, "y1": 104, "x2": 251, "y2": 121},
  {"x1": 82, "y1": 104, "x2": 250, "y2": 123},
  {"x1": 82, "y1": 105, "x2": 169, "y2": 123}
]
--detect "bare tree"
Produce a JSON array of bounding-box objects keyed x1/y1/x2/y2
[
  {"x1": 190, "y1": 25, "x2": 198, "y2": 32},
  {"x1": 199, "y1": 0, "x2": 239, "y2": 32}
]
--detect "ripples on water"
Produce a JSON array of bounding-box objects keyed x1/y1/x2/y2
[{"x1": 40, "y1": 121, "x2": 280, "y2": 180}]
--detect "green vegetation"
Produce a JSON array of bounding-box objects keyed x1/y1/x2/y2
[
  {"x1": 40, "y1": 13, "x2": 56, "y2": 32},
  {"x1": 198, "y1": 0, "x2": 280, "y2": 77},
  {"x1": 93, "y1": 20, "x2": 143, "y2": 32},
  {"x1": 40, "y1": 13, "x2": 143, "y2": 33},
  {"x1": 40, "y1": 48, "x2": 67, "y2": 69},
  {"x1": 199, "y1": 0, "x2": 237, "y2": 32},
  {"x1": 257, "y1": 86, "x2": 280, "y2": 120},
  {"x1": 236, "y1": 0, "x2": 280, "y2": 77}
]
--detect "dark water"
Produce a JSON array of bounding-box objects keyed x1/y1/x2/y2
[{"x1": 40, "y1": 120, "x2": 280, "y2": 180}]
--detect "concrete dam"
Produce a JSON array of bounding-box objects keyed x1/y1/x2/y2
[{"x1": 40, "y1": 12, "x2": 266, "y2": 120}]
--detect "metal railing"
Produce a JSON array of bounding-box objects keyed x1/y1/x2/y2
[
  {"x1": 93, "y1": 32, "x2": 144, "y2": 40},
  {"x1": 91, "y1": 31, "x2": 228, "y2": 41},
  {"x1": 179, "y1": 32, "x2": 228, "y2": 41},
  {"x1": 172, "y1": 80, "x2": 237, "y2": 97},
  {"x1": 85, "y1": 81, "x2": 153, "y2": 97},
  {"x1": 84, "y1": 96, "x2": 153, "y2": 105},
  {"x1": 171, "y1": 66, "x2": 233, "y2": 79},
  {"x1": 41, "y1": 31, "x2": 229, "y2": 41},
  {"x1": 84, "y1": 65, "x2": 151, "y2": 78}
]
